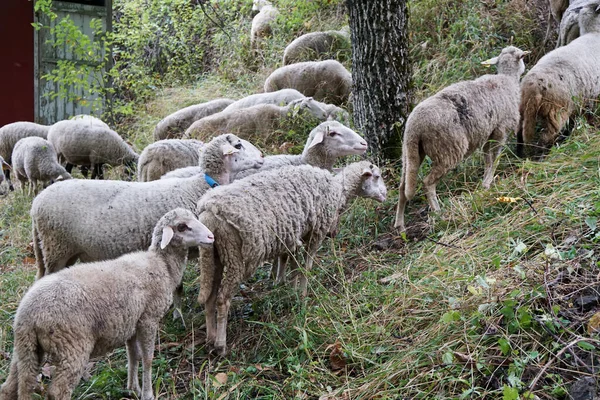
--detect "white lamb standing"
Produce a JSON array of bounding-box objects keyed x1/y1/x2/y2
[
  {"x1": 0, "y1": 208, "x2": 214, "y2": 400},
  {"x1": 251, "y1": 0, "x2": 279, "y2": 49},
  {"x1": 196, "y1": 160, "x2": 387, "y2": 355},
  {"x1": 394, "y1": 46, "x2": 529, "y2": 232},
  {"x1": 11, "y1": 136, "x2": 72, "y2": 195}
]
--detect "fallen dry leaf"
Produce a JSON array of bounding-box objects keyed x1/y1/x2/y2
[
  {"x1": 23, "y1": 257, "x2": 36, "y2": 265},
  {"x1": 214, "y1": 372, "x2": 228, "y2": 386},
  {"x1": 327, "y1": 340, "x2": 347, "y2": 371},
  {"x1": 587, "y1": 312, "x2": 600, "y2": 335}
]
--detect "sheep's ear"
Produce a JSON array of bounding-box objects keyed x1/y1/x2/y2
[
  {"x1": 361, "y1": 167, "x2": 373, "y2": 177},
  {"x1": 481, "y1": 56, "x2": 499, "y2": 67},
  {"x1": 222, "y1": 143, "x2": 239, "y2": 155},
  {"x1": 161, "y1": 226, "x2": 174, "y2": 249},
  {"x1": 306, "y1": 129, "x2": 325, "y2": 150},
  {"x1": 519, "y1": 50, "x2": 531, "y2": 59}
]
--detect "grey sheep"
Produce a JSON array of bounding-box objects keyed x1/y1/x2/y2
[
  {"x1": 518, "y1": 3, "x2": 600, "y2": 157},
  {"x1": 0, "y1": 208, "x2": 214, "y2": 400},
  {"x1": 70, "y1": 114, "x2": 110, "y2": 129},
  {"x1": 0, "y1": 121, "x2": 50, "y2": 191},
  {"x1": 557, "y1": 0, "x2": 598, "y2": 46},
  {"x1": 222, "y1": 89, "x2": 305, "y2": 113},
  {"x1": 48, "y1": 120, "x2": 139, "y2": 179},
  {"x1": 31, "y1": 133, "x2": 263, "y2": 278},
  {"x1": 394, "y1": 46, "x2": 529, "y2": 232},
  {"x1": 11, "y1": 137, "x2": 72, "y2": 195},
  {"x1": 184, "y1": 98, "x2": 330, "y2": 142},
  {"x1": 153, "y1": 98, "x2": 235, "y2": 141},
  {"x1": 138, "y1": 139, "x2": 205, "y2": 182},
  {"x1": 282, "y1": 27, "x2": 351, "y2": 65},
  {"x1": 264, "y1": 60, "x2": 352, "y2": 106},
  {"x1": 196, "y1": 160, "x2": 387, "y2": 355},
  {"x1": 251, "y1": 0, "x2": 279, "y2": 48}
]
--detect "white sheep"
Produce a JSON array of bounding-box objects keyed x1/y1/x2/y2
[
  {"x1": 0, "y1": 208, "x2": 214, "y2": 400},
  {"x1": 153, "y1": 98, "x2": 235, "y2": 141},
  {"x1": 11, "y1": 137, "x2": 72, "y2": 195},
  {"x1": 184, "y1": 98, "x2": 330, "y2": 142},
  {"x1": 221, "y1": 89, "x2": 305, "y2": 113},
  {"x1": 283, "y1": 28, "x2": 351, "y2": 65},
  {"x1": 48, "y1": 120, "x2": 139, "y2": 179},
  {"x1": 557, "y1": 0, "x2": 598, "y2": 46},
  {"x1": 264, "y1": 60, "x2": 352, "y2": 106},
  {"x1": 251, "y1": 0, "x2": 279, "y2": 49},
  {"x1": 196, "y1": 160, "x2": 387, "y2": 355},
  {"x1": 394, "y1": 46, "x2": 529, "y2": 232},
  {"x1": 137, "y1": 139, "x2": 205, "y2": 182},
  {"x1": 518, "y1": 2, "x2": 600, "y2": 157},
  {"x1": 70, "y1": 114, "x2": 110, "y2": 129},
  {"x1": 0, "y1": 121, "x2": 50, "y2": 191}
]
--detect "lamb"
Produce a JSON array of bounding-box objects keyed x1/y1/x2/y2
[
  {"x1": 0, "y1": 208, "x2": 214, "y2": 400},
  {"x1": 282, "y1": 27, "x2": 351, "y2": 65},
  {"x1": 393, "y1": 46, "x2": 529, "y2": 232},
  {"x1": 184, "y1": 97, "x2": 330, "y2": 142},
  {"x1": 221, "y1": 89, "x2": 305, "y2": 113},
  {"x1": 263, "y1": 60, "x2": 352, "y2": 106},
  {"x1": 137, "y1": 139, "x2": 205, "y2": 182},
  {"x1": 11, "y1": 137, "x2": 72, "y2": 195},
  {"x1": 31, "y1": 134, "x2": 263, "y2": 278},
  {"x1": 48, "y1": 120, "x2": 139, "y2": 179},
  {"x1": 251, "y1": 0, "x2": 279, "y2": 48},
  {"x1": 196, "y1": 160, "x2": 387, "y2": 355},
  {"x1": 232, "y1": 120, "x2": 367, "y2": 180},
  {"x1": 518, "y1": 3, "x2": 600, "y2": 158},
  {"x1": 153, "y1": 98, "x2": 235, "y2": 141},
  {"x1": 0, "y1": 121, "x2": 50, "y2": 191}
]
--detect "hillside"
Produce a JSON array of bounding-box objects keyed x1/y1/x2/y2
[{"x1": 2, "y1": 0, "x2": 600, "y2": 399}]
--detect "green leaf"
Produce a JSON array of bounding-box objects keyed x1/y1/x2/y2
[
  {"x1": 440, "y1": 310, "x2": 461, "y2": 323},
  {"x1": 498, "y1": 338, "x2": 511, "y2": 356},
  {"x1": 442, "y1": 352, "x2": 454, "y2": 365},
  {"x1": 503, "y1": 385, "x2": 519, "y2": 400},
  {"x1": 585, "y1": 217, "x2": 597, "y2": 231},
  {"x1": 577, "y1": 341, "x2": 596, "y2": 351}
]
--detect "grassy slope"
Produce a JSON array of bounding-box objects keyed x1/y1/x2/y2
[{"x1": 2, "y1": 0, "x2": 600, "y2": 399}]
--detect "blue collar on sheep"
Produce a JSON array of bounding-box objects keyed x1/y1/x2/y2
[{"x1": 204, "y1": 173, "x2": 219, "y2": 188}]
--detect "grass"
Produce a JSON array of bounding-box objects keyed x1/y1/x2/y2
[{"x1": 3, "y1": 0, "x2": 600, "y2": 398}]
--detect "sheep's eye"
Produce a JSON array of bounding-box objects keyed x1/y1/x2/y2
[
  {"x1": 234, "y1": 143, "x2": 243, "y2": 149},
  {"x1": 177, "y1": 223, "x2": 188, "y2": 232},
  {"x1": 329, "y1": 131, "x2": 337, "y2": 136}
]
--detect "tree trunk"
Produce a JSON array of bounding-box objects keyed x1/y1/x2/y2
[{"x1": 346, "y1": 0, "x2": 411, "y2": 160}]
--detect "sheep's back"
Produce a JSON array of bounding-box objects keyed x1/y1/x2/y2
[{"x1": 0, "y1": 122, "x2": 50, "y2": 162}]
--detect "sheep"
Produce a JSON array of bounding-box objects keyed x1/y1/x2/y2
[
  {"x1": 184, "y1": 97, "x2": 330, "y2": 142},
  {"x1": 0, "y1": 208, "x2": 214, "y2": 400},
  {"x1": 263, "y1": 60, "x2": 352, "y2": 106},
  {"x1": 394, "y1": 46, "x2": 529, "y2": 232},
  {"x1": 70, "y1": 114, "x2": 110, "y2": 129},
  {"x1": 282, "y1": 28, "x2": 351, "y2": 65},
  {"x1": 153, "y1": 98, "x2": 235, "y2": 141},
  {"x1": 221, "y1": 89, "x2": 305, "y2": 113},
  {"x1": 251, "y1": 0, "x2": 279, "y2": 49},
  {"x1": 11, "y1": 137, "x2": 72, "y2": 195},
  {"x1": 137, "y1": 139, "x2": 205, "y2": 182},
  {"x1": 30, "y1": 134, "x2": 263, "y2": 322},
  {"x1": 196, "y1": 160, "x2": 387, "y2": 355},
  {"x1": 518, "y1": 3, "x2": 600, "y2": 158},
  {"x1": 0, "y1": 155, "x2": 8, "y2": 192},
  {"x1": 47, "y1": 120, "x2": 139, "y2": 179},
  {"x1": 0, "y1": 121, "x2": 50, "y2": 191},
  {"x1": 557, "y1": 0, "x2": 597, "y2": 46}
]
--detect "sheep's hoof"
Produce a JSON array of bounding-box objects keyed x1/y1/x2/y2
[
  {"x1": 172, "y1": 308, "x2": 186, "y2": 329},
  {"x1": 209, "y1": 343, "x2": 227, "y2": 357},
  {"x1": 127, "y1": 383, "x2": 142, "y2": 397}
]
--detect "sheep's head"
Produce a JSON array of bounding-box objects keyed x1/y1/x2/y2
[
  {"x1": 252, "y1": 0, "x2": 272, "y2": 11},
  {"x1": 579, "y1": 1, "x2": 600, "y2": 35},
  {"x1": 201, "y1": 134, "x2": 264, "y2": 182},
  {"x1": 289, "y1": 97, "x2": 329, "y2": 121},
  {"x1": 158, "y1": 208, "x2": 214, "y2": 250},
  {"x1": 303, "y1": 121, "x2": 367, "y2": 159},
  {"x1": 481, "y1": 46, "x2": 530, "y2": 78},
  {"x1": 359, "y1": 163, "x2": 387, "y2": 203}
]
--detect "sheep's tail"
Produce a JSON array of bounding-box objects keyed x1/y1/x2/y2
[
  {"x1": 32, "y1": 222, "x2": 45, "y2": 280},
  {"x1": 197, "y1": 211, "x2": 218, "y2": 304},
  {"x1": 402, "y1": 136, "x2": 421, "y2": 200},
  {"x1": 517, "y1": 83, "x2": 542, "y2": 158},
  {"x1": 15, "y1": 328, "x2": 42, "y2": 399}
]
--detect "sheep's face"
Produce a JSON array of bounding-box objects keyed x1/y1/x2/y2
[
  {"x1": 579, "y1": 1, "x2": 600, "y2": 35},
  {"x1": 160, "y1": 213, "x2": 215, "y2": 249},
  {"x1": 222, "y1": 136, "x2": 264, "y2": 175},
  {"x1": 304, "y1": 121, "x2": 368, "y2": 158},
  {"x1": 291, "y1": 98, "x2": 329, "y2": 121},
  {"x1": 359, "y1": 165, "x2": 387, "y2": 203},
  {"x1": 482, "y1": 46, "x2": 529, "y2": 77},
  {"x1": 252, "y1": 0, "x2": 270, "y2": 11}
]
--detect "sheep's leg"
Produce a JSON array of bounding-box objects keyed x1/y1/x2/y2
[
  {"x1": 482, "y1": 130, "x2": 506, "y2": 189},
  {"x1": 422, "y1": 162, "x2": 452, "y2": 213},
  {"x1": 394, "y1": 178, "x2": 408, "y2": 231},
  {"x1": 274, "y1": 253, "x2": 290, "y2": 284},
  {"x1": 79, "y1": 165, "x2": 89, "y2": 179},
  {"x1": 136, "y1": 321, "x2": 157, "y2": 400},
  {"x1": 541, "y1": 109, "x2": 568, "y2": 151},
  {"x1": 205, "y1": 281, "x2": 218, "y2": 346},
  {"x1": 125, "y1": 336, "x2": 142, "y2": 397},
  {"x1": 171, "y1": 284, "x2": 186, "y2": 328},
  {"x1": 65, "y1": 163, "x2": 74, "y2": 174},
  {"x1": 5, "y1": 169, "x2": 14, "y2": 191},
  {"x1": 297, "y1": 240, "x2": 322, "y2": 297},
  {"x1": 214, "y1": 270, "x2": 239, "y2": 356},
  {"x1": 46, "y1": 351, "x2": 90, "y2": 400}
]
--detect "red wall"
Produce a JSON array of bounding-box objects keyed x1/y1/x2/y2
[{"x1": 0, "y1": 0, "x2": 34, "y2": 126}]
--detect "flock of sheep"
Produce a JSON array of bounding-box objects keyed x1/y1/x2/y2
[{"x1": 0, "y1": 0, "x2": 599, "y2": 398}]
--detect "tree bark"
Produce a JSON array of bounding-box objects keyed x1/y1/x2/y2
[{"x1": 346, "y1": 0, "x2": 411, "y2": 160}]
